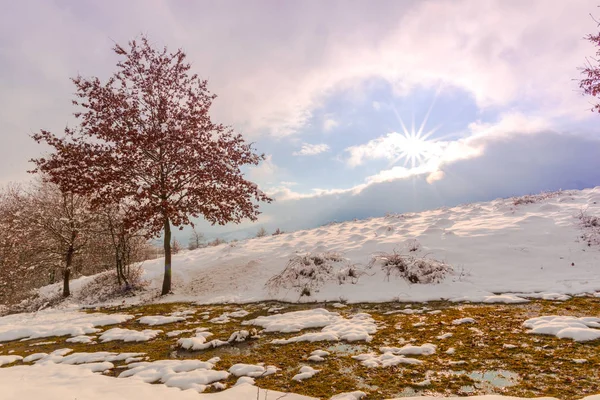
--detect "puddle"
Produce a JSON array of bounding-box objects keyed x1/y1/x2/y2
[
  {"x1": 453, "y1": 369, "x2": 519, "y2": 392},
  {"x1": 340, "y1": 365, "x2": 379, "y2": 391},
  {"x1": 326, "y1": 343, "x2": 368, "y2": 355},
  {"x1": 468, "y1": 369, "x2": 519, "y2": 388}
]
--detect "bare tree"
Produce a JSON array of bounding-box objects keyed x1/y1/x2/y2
[{"x1": 188, "y1": 227, "x2": 205, "y2": 250}]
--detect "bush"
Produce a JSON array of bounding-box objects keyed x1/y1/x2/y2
[
  {"x1": 511, "y1": 190, "x2": 568, "y2": 206},
  {"x1": 208, "y1": 237, "x2": 226, "y2": 247},
  {"x1": 75, "y1": 264, "x2": 148, "y2": 303},
  {"x1": 266, "y1": 252, "x2": 352, "y2": 297},
  {"x1": 368, "y1": 251, "x2": 452, "y2": 284},
  {"x1": 579, "y1": 210, "x2": 600, "y2": 247},
  {"x1": 272, "y1": 228, "x2": 284, "y2": 236},
  {"x1": 256, "y1": 227, "x2": 268, "y2": 238}
]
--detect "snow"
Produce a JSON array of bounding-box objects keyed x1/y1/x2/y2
[
  {"x1": 210, "y1": 310, "x2": 249, "y2": 324},
  {"x1": 0, "y1": 363, "x2": 316, "y2": 400},
  {"x1": 120, "y1": 359, "x2": 228, "y2": 392},
  {"x1": 523, "y1": 316, "x2": 600, "y2": 342},
  {"x1": 177, "y1": 330, "x2": 231, "y2": 351},
  {"x1": 0, "y1": 355, "x2": 22, "y2": 366},
  {"x1": 380, "y1": 343, "x2": 437, "y2": 356},
  {"x1": 31, "y1": 188, "x2": 600, "y2": 306},
  {"x1": 247, "y1": 309, "x2": 376, "y2": 343},
  {"x1": 244, "y1": 308, "x2": 340, "y2": 333},
  {"x1": 24, "y1": 351, "x2": 145, "y2": 367},
  {"x1": 138, "y1": 315, "x2": 186, "y2": 325},
  {"x1": 235, "y1": 376, "x2": 255, "y2": 386},
  {"x1": 99, "y1": 328, "x2": 162, "y2": 342},
  {"x1": 437, "y1": 333, "x2": 453, "y2": 339},
  {"x1": 330, "y1": 392, "x2": 367, "y2": 400},
  {"x1": 308, "y1": 349, "x2": 330, "y2": 362},
  {"x1": 229, "y1": 363, "x2": 277, "y2": 377},
  {"x1": 0, "y1": 309, "x2": 133, "y2": 342},
  {"x1": 450, "y1": 294, "x2": 529, "y2": 304},
  {"x1": 23, "y1": 353, "x2": 47, "y2": 362},
  {"x1": 352, "y1": 351, "x2": 423, "y2": 367},
  {"x1": 453, "y1": 317, "x2": 476, "y2": 325},
  {"x1": 66, "y1": 335, "x2": 96, "y2": 343},
  {"x1": 292, "y1": 366, "x2": 319, "y2": 381}
]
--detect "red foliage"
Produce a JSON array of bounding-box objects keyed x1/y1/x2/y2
[
  {"x1": 31, "y1": 36, "x2": 272, "y2": 294},
  {"x1": 580, "y1": 32, "x2": 600, "y2": 112}
]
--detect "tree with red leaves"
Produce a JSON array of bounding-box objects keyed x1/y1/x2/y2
[
  {"x1": 31, "y1": 36, "x2": 272, "y2": 295},
  {"x1": 580, "y1": 24, "x2": 600, "y2": 112}
]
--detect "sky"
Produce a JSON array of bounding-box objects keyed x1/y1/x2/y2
[{"x1": 2, "y1": 0, "x2": 600, "y2": 240}]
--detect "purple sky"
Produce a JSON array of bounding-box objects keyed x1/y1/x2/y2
[{"x1": 2, "y1": 0, "x2": 600, "y2": 238}]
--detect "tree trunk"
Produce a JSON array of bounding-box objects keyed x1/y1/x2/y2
[
  {"x1": 161, "y1": 217, "x2": 172, "y2": 295},
  {"x1": 63, "y1": 245, "x2": 74, "y2": 297}
]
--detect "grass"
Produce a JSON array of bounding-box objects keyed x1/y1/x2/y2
[{"x1": 1, "y1": 298, "x2": 600, "y2": 399}]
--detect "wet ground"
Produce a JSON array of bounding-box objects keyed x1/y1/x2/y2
[{"x1": 1, "y1": 297, "x2": 599, "y2": 399}]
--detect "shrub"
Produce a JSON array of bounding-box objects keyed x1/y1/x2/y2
[
  {"x1": 256, "y1": 227, "x2": 268, "y2": 238},
  {"x1": 272, "y1": 228, "x2": 284, "y2": 236},
  {"x1": 208, "y1": 237, "x2": 226, "y2": 247},
  {"x1": 579, "y1": 210, "x2": 600, "y2": 247},
  {"x1": 368, "y1": 251, "x2": 452, "y2": 284},
  {"x1": 266, "y1": 252, "x2": 349, "y2": 297},
  {"x1": 75, "y1": 264, "x2": 148, "y2": 303},
  {"x1": 336, "y1": 265, "x2": 365, "y2": 285},
  {"x1": 510, "y1": 190, "x2": 569, "y2": 206}
]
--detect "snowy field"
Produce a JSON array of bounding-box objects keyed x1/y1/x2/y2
[
  {"x1": 40, "y1": 187, "x2": 600, "y2": 307},
  {"x1": 2, "y1": 188, "x2": 600, "y2": 399}
]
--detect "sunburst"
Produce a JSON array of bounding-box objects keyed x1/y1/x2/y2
[{"x1": 389, "y1": 106, "x2": 441, "y2": 169}]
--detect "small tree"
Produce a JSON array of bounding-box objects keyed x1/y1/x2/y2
[
  {"x1": 31, "y1": 36, "x2": 272, "y2": 295},
  {"x1": 17, "y1": 181, "x2": 96, "y2": 297},
  {"x1": 97, "y1": 203, "x2": 147, "y2": 288},
  {"x1": 171, "y1": 237, "x2": 182, "y2": 254},
  {"x1": 256, "y1": 227, "x2": 268, "y2": 238},
  {"x1": 188, "y1": 227, "x2": 205, "y2": 250}
]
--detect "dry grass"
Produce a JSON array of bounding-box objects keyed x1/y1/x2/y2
[
  {"x1": 1, "y1": 298, "x2": 600, "y2": 399},
  {"x1": 368, "y1": 250, "x2": 453, "y2": 284}
]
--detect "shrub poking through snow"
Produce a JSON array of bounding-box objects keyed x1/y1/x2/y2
[
  {"x1": 368, "y1": 251, "x2": 452, "y2": 284},
  {"x1": 266, "y1": 252, "x2": 355, "y2": 296},
  {"x1": 579, "y1": 210, "x2": 600, "y2": 247},
  {"x1": 510, "y1": 190, "x2": 568, "y2": 206}
]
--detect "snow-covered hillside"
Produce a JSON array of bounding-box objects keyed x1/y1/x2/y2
[{"x1": 53, "y1": 187, "x2": 600, "y2": 306}]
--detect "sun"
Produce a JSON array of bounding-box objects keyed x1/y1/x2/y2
[{"x1": 390, "y1": 114, "x2": 440, "y2": 169}]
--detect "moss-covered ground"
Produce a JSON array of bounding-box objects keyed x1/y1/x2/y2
[{"x1": 1, "y1": 297, "x2": 599, "y2": 399}]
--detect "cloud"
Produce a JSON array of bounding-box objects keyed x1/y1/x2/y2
[
  {"x1": 246, "y1": 155, "x2": 279, "y2": 184},
  {"x1": 254, "y1": 129, "x2": 600, "y2": 232},
  {"x1": 344, "y1": 112, "x2": 551, "y2": 187},
  {"x1": 323, "y1": 115, "x2": 339, "y2": 132},
  {"x1": 293, "y1": 143, "x2": 331, "y2": 156}
]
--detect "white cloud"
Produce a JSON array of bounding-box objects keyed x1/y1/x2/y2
[
  {"x1": 293, "y1": 143, "x2": 330, "y2": 156},
  {"x1": 279, "y1": 181, "x2": 298, "y2": 187},
  {"x1": 2, "y1": 0, "x2": 599, "y2": 184},
  {"x1": 246, "y1": 155, "x2": 279, "y2": 184},
  {"x1": 426, "y1": 170, "x2": 445, "y2": 184},
  {"x1": 323, "y1": 115, "x2": 339, "y2": 132},
  {"x1": 253, "y1": 129, "x2": 600, "y2": 233}
]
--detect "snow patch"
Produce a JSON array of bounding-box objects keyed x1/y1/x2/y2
[
  {"x1": 100, "y1": 328, "x2": 162, "y2": 342},
  {"x1": 523, "y1": 316, "x2": 600, "y2": 342}
]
